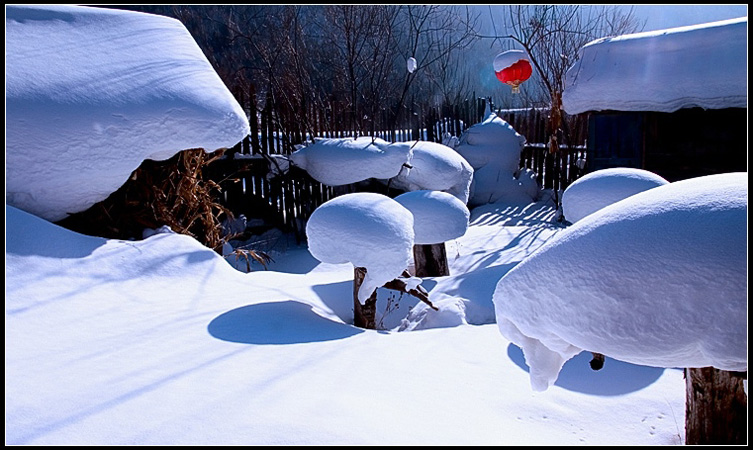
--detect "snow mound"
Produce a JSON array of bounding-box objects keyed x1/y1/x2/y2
[
  {"x1": 563, "y1": 17, "x2": 747, "y2": 114},
  {"x1": 394, "y1": 190, "x2": 470, "y2": 245},
  {"x1": 493, "y1": 172, "x2": 748, "y2": 392},
  {"x1": 389, "y1": 141, "x2": 474, "y2": 204},
  {"x1": 456, "y1": 110, "x2": 526, "y2": 173},
  {"x1": 562, "y1": 168, "x2": 669, "y2": 223},
  {"x1": 306, "y1": 193, "x2": 414, "y2": 303},
  {"x1": 290, "y1": 137, "x2": 410, "y2": 186},
  {"x1": 454, "y1": 110, "x2": 532, "y2": 206},
  {"x1": 5, "y1": 5, "x2": 250, "y2": 222}
]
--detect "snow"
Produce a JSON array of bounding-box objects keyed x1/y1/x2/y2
[
  {"x1": 5, "y1": 5, "x2": 250, "y2": 222},
  {"x1": 493, "y1": 173, "x2": 748, "y2": 392},
  {"x1": 8, "y1": 4, "x2": 740, "y2": 444},
  {"x1": 6, "y1": 197, "x2": 688, "y2": 445},
  {"x1": 407, "y1": 56, "x2": 417, "y2": 73},
  {"x1": 388, "y1": 140, "x2": 474, "y2": 203},
  {"x1": 394, "y1": 190, "x2": 470, "y2": 245},
  {"x1": 289, "y1": 137, "x2": 410, "y2": 185},
  {"x1": 562, "y1": 17, "x2": 748, "y2": 114},
  {"x1": 454, "y1": 109, "x2": 535, "y2": 206},
  {"x1": 493, "y1": 49, "x2": 530, "y2": 72},
  {"x1": 561, "y1": 168, "x2": 669, "y2": 223},
  {"x1": 305, "y1": 193, "x2": 415, "y2": 304}
]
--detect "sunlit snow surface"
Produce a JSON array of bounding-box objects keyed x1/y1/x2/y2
[{"x1": 6, "y1": 197, "x2": 688, "y2": 445}]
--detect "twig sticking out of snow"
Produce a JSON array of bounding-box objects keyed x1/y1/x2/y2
[{"x1": 382, "y1": 270, "x2": 438, "y2": 311}]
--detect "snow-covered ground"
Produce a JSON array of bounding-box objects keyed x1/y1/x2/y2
[
  {"x1": 6, "y1": 5, "x2": 745, "y2": 445},
  {"x1": 6, "y1": 198, "x2": 687, "y2": 445}
]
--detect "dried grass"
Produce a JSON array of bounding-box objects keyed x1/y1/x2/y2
[{"x1": 57, "y1": 148, "x2": 234, "y2": 253}]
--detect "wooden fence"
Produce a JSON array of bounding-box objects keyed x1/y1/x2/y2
[{"x1": 205, "y1": 85, "x2": 588, "y2": 239}]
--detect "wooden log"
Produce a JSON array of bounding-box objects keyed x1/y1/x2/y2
[
  {"x1": 685, "y1": 367, "x2": 747, "y2": 445},
  {"x1": 413, "y1": 243, "x2": 449, "y2": 277},
  {"x1": 353, "y1": 266, "x2": 378, "y2": 329}
]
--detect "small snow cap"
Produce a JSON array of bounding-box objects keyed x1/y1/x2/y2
[
  {"x1": 395, "y1": 190, "x2": 470, "y2": 245},
  {"x1": 306, "y1": 193, "x2": 415, "y2": 304}
]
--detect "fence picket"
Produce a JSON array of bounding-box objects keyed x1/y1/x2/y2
[{"x1": 212, "y1": 84, "x2": 589, "y2": 239}]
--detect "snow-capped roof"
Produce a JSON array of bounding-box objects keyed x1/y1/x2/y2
[
  {"x1": 561, "y1": 168, "x2": 669, "y2": 223},
  {"x1": 305, "y1": 193, "x2": 415, "y2": 304},
  {"x1": 563, "y1": 17, "x2": 748, "y2": 114},
  {"x1": 5, "y1": 5, "x2": 250, "y2": 222},
  {"x1": 389, "y1": 141, "x2": 474, "y2": 204},
  {"x1": 289, "y1": 137, "x2": 411, "y2": 186},
  {"x1": 394, "y1": 190, "x2": 470, "y2": 245},
  {"x1": 493, "y1": 172, "x2": 748, "y2": 391}
]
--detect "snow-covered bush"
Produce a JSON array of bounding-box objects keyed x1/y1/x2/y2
[
  {"x1": 394, "y1": 190, "x2": 470, "y2": 245},
  {"x1": 289, "y1": 137, "x2": 411, "y2": 186},
  {"x1": 388, "y1": 141, "x2": 474, "y2": 204},
  {"x1": 454, "y1": 109, "x2": 534, "y2": 206},
  {"x1": 561, "y1": 167, "x2": 669, "y2": 223},
  {"x1": 5, "y1": 4, "x2": 249, "y2": 222},
  {"x1": 306, "y1": 192, "x2": 415, "y2": 304},
  {"x1": 493, "y1": 172, "x2": 747, "y2": 391}
]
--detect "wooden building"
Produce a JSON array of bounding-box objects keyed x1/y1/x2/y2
[{"x1": 563, "y1": 17, "x2": 747, "y2": 182}]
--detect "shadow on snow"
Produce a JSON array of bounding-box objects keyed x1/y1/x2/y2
[
  {"x1": 208, "y1": 300, "x2": 363, "y2": 345},
  {"x1": 506, "y1": 343, "x2": 667, "y2": 396}
]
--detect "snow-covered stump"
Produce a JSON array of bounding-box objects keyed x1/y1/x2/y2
[
  {"x1": 353, "y1": 267, "x2": 378, "y2": 329},
  {"x1": 492, "y1": 172, "x2": 747, "y2": 396},
  {"x1": 305, "y1": 193, "x2": 416, "y2": 329},
  {"x1": 395, "y1": 190, "x2": 470, "y2": 278},
  {"x1": 685, "y1": 367, "x2": 747, "y2": 445}
]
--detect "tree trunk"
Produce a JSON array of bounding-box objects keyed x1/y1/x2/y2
[
  {"x1": 353, "y1": 266, "x2": 377, "y2": 329},
  {"x1": 685, "y1": 367, "x2": 747, "y2": 445},
  {"x1": 413, "y1": 243, "x2": 449, "y2": 277}
]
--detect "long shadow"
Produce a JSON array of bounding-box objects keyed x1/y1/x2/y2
[
  {"x1": 208, "y1": 300, "x2": 363, "y2": 345},
  {"x1": 506, "y1": 343, "x2": 666, "y2": 396},
  {"x1": 6, "y1": 205, "x2": 106, "y2": 258}
]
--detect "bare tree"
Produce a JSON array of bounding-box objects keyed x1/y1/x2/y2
[{"x1": 390, "y1": 5, "x2": 481, "y2": 128}]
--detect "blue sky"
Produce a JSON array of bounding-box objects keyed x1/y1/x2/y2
[{"x1": 623, "y1": 4, "x2": 747, "y2": 31}]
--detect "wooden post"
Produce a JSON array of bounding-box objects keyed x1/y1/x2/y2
[
  {"x1": 413, "y1": 243, "x2": 449, "y2": 277},
  {"x1": 353, "y1": 267, "x2": 377, "y2": 329},
  {"x1": 685, "y1": 367, "x2": 747, "y2": 445}
]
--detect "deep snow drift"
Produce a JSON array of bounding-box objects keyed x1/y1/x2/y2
[
  {"x1": 5, "y1": 4, "x2": 249, "y2": 221},
  {"x1": 563, "y1": 17, "x2": 747, "y2": 114},
  {"x1": 5, "y1": 200, "x2": 688, "y2": 445},
  {"x1": 493, "y1": 173, "x2": 748, "y2": 392}
]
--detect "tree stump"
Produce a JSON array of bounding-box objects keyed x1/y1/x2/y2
[
  {"x1": 413, "y1": 243, "x2": 449, "y2": 277},
  {"x1": 685, "y1": 367, "x2": 747, "y2": 445},
  {"x1": 353, "y1": 266, "x2": 377, "y2": 329}
]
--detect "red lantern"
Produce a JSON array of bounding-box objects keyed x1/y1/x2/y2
[{"x1": 494, "y1": 50, "x2": 532, "y2": 94}]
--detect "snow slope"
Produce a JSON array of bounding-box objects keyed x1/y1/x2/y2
[
  {"x1": 5, "y1": 202, "x2": 686, "y2": 445},
  {"x1": 563, "y1": 17, "x2": 747, "y2": 114},
  {"x1": 5, "y1": 5, "x2": 249, "y2": 221}
]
